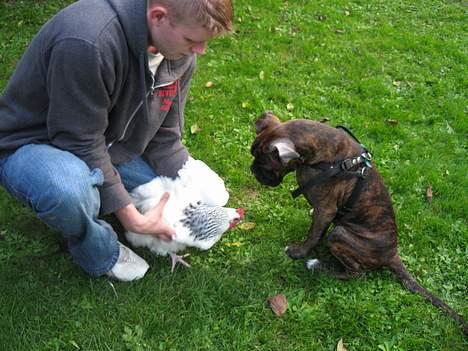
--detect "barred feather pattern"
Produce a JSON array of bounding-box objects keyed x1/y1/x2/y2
[{"x1": 181, "y1": 202, "x2": 230, "y2": 242}]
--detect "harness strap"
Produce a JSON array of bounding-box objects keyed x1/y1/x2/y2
[
  {"x1": 336, "y1": 175, "x2": 367, "y2": 218},
  {"x1": 291, "y1": 125, "x2": 373, "y2": 202},
  {"x1": 291, "y1": 154, "x2": 370, "y2": 198},
  {"x1": 291, "y1": 161, "x2": 342, "y2": 198}
]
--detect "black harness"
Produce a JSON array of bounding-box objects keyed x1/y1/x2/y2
[{"x1": 291, "y1": 126, "x2": 373, "y2": 213}]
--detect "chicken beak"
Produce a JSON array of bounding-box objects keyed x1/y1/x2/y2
[{"x1": 229, "y1": 208, "x2": 245, "y2": 229}]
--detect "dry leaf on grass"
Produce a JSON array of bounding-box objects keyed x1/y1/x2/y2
[
  {"x1": 267, "y1": 294, "x2": 288, "y2": 316},
  {"x1": 224, "y1": 241, "x2": 242, "y2": 247},
  {"x1": 205, "y1": 81, "x2": 214, "y2": 88},
  {"x1": 426, "y1": 185, "x2": 433, "y2": 204},
  {"x1": 190, "y1": 124, "x2": 202, "y2": 134},
  {"x1": 238, "y1": 222, "x2": 256, "y2": 231},
  {"x1": 386, "y1": 119, "x2": 399, "y2": 126},
  {"x1": 336, "y1": 338, "x2": 348, "y2": 351}
]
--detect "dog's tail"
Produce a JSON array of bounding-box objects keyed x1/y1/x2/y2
[{"x1": 388, "y1": 255, "x2": 467, "y2": 335}]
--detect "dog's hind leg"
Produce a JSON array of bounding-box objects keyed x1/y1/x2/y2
[{"x1": 312, "y1": 226, "x2": 367, "y2": 279}]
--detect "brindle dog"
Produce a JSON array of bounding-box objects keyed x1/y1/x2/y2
[{"x1": 250, "y1": 111, "x2": 466, "y2": 333}]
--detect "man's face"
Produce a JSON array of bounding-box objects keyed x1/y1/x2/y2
[{"x1": 147, "y1": 7, "x2": 216, "y2": 60}]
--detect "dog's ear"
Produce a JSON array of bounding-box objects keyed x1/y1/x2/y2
[
  {"x1": 255, "y1": 111, "x2": 281, "y2": 135},
  {"x1": 269, "y1": 138, "x2": 301, "y2": 166}
]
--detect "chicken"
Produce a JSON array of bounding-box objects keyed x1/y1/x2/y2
[{"x1": 125, "y1": 157, "x2": 244, "y2": 271}]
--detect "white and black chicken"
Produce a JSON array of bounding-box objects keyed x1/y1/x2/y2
[{"x1": 125, "y1": 157, "x2": 244, "y2": 272}]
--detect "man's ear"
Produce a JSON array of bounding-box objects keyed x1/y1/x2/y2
[
  {"x1": 269, "y1": 138, "x2": 300, "y2": 166},
  {"x1": 148, "y1": 5, "x2": 168, "y2": 26},
  {"x1": 255, "y1": 111, "x2": 281, "y2": 135}
]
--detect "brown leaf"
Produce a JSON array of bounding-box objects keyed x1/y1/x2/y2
[
  {"x1": 337, "y1": 338, "x2": 348, "y2": 351},
  {"x1": 267, "y1": 294, "x2": 288, "y2": 316},
  {"x1": 426, "y1": 185, "x2": 433, "y2": 204},
  {"x1": 386, "y1": 119, "x2": 399, "y2": 126}
]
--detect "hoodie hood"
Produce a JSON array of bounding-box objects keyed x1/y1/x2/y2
[{"x1": 106, "y1": 0, "x2": 148, "y2": 58}]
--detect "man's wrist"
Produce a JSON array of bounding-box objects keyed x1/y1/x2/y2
[{"x1": 115, "y1": 203, "x2": 144, "y2": 232}]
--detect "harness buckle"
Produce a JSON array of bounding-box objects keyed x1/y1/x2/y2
[
  {"x1": 360, "y1": 167, "x2": 369, "y2": 178},
  {"x1": 361, "y1": 152, "x2": 373, "y2": 168},
  {"x1": 341, "y1": 158, "x2": 354, "y2": 171}
]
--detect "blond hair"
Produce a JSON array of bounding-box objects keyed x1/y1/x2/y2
[{"x1": 150, "y1": 0, "x2": 233, "y2": 34}]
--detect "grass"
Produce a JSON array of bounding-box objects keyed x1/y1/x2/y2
[{"x1": 0, "y1": 0, "x2": 467, "y2": 350}]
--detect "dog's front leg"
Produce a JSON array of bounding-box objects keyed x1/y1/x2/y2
[{"x1": 286, "y1": 207, "x2": 336, "y2": 259}]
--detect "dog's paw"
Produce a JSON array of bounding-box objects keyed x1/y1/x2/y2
[
  {"x1": 305, "y1": 259, "x2": 321, "y2": 272},
  {"x1": 285, "y1": 243, "x2": 309, "y2": 259}
]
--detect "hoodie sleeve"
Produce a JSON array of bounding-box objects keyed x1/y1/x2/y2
[
  {"x1": 143, "y1": 57, "x2": 196, "y2": 177},
  {"x1": 46, "y1": 38, "x2": 132, "y2": 214}
]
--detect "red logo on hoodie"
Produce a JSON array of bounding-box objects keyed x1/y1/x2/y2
[{"x1": 157, "y1": 81, "x2": 178, "y2": 111}]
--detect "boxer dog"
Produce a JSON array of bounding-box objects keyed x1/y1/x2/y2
[{"x1": 251, "y1": 111, "x2": 466, "y2": 333}]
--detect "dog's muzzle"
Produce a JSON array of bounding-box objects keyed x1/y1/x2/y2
[{"x1": 250, "y1": 163, "x2": 283, "y2": 187}]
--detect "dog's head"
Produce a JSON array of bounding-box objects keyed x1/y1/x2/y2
[{"x1": 250, "y1": 111, "x2": 302, "y2": 186}]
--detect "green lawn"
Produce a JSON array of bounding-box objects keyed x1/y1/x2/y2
[{"x1": 0, "y1": 0, "x2": 466, "y2": 350}]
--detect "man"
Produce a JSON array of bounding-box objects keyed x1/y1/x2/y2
[{"x1": 0, "y1": 0, "x2": 233, "y2": 281}]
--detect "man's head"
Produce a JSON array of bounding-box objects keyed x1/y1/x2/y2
[{"x1": 147, "y1": 0, "x2": 233, "y2": 59}]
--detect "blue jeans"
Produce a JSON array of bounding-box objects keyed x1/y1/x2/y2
[{"x1": 0, "y1": 144, "x2": 157, "y2": 277}]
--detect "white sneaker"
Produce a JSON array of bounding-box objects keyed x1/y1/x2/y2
[{"x1": 106, "y1": 243, "x2": 149, "y2": 282}]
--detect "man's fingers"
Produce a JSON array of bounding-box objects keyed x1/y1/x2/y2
[
  {"x1": 156, "y1": 224, "x2": 176, "y2": 241},
  {"x1": 158, "y1": 192, "x2": 170, "y2": 207}
]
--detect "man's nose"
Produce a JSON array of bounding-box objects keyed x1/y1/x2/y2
[{"x1": 191, "y1": 42, "x2": 207, "y2": 55}]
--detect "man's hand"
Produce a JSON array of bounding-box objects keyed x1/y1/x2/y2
[{"x1": 115, "y1": 192, "x2": 175, "y2": 241}]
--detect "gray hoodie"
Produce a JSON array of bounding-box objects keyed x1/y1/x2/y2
[{"x1": 0, "y1": 0, "x2": 194, "y2": 214}]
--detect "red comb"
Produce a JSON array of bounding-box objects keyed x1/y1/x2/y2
[{"x1": 236, "y1": 208, "x2": 245, "y2": 219}]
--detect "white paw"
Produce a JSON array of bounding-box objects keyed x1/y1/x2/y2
[{"x1": 305, "y1": 258, "x2": 320, "y2": 271}]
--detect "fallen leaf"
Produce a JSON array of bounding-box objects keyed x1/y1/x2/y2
[
  {"x1": 337, "y1": 338, "x2": 348, "y2": 351},
  {"x1": 205, "y1": 81, "x2": 214, "y2": 88},
  {"x1": 225, "y1": 242, "x2": 242, "y2": 247},
  {"x1": 238, "y1": 222, "x2": 256, "y2": 231},
  {"x1": 259, "y1": 71, "x2": 265, "y2": 80},
  {"x1": 286, "y1": 103, "x2": 294, "y2": 111},
  {"x1": 190, "y1": 124, "x2": 202, "y2": 134},
  {"x1": 334, "y1": 29, "x2": 345, "y2": 34},
  {"x1": 320, "y1": 117, "x2": 330, "y2": 123},
  {"x1": 267, "y1": 294, "x2": 288, "y2": 316},
  {"x1": 386, "y1": 119, "x2": 399, "y2": 126},
  {"x1": 241, "y1": 102, "x2": 249, "y2": 108},
  {"x1": 426, "y1": 185, "x2": 433, "y2": 204},
  {"x1": 445, "y1": 121, "x2": 454, "y2": 134}
]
